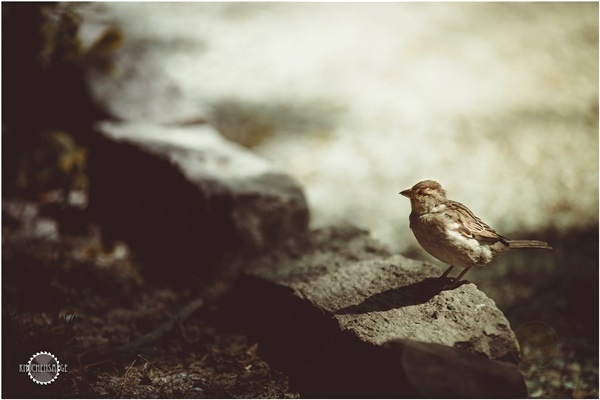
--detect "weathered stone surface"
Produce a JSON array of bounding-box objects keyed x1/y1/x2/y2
[
  {"x1": 87, "y1": 121, "x2": 308, "y2": 281},
  {"x1": 239, "y1": 225, "x2": 526, "y2": 397}
]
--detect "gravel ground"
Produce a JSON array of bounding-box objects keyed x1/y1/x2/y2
[{"x1": 2, "y1": 198, "x2": 299, "y2": 398}]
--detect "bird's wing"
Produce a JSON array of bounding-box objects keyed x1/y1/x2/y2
[{"x1": 444, "y1": 201, "x2": 507, "y2": 244}]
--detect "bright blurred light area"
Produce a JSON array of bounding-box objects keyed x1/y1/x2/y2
[{"x1": 78, "y1": 2, "x2": 599, "y2": 251}]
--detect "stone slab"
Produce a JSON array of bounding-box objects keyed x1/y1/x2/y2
[
  {"x1": 87, "y1": 122, "x2": 309, "y2": 281},
  {"x1": 239, "y1": 225, "x2": 526, "y2": 397}
]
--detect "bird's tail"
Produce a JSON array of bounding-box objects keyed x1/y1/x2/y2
[{"x1": 507, "y1": 240, "x2": 552, "y2": 250}]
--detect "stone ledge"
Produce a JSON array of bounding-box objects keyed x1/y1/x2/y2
[
  {"x1": 238, "y1": 225, "x2": 526, "y2": 397},
  {"x1": 87, "y1": 122, "x2": 309, "y2": 281}
]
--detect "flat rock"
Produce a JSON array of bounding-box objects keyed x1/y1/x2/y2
[
  {"x1": 87, "y1": 121, "x2": 309, "y2": 281},
  {"x1": 239, "y1": 225, "x2": 526, "y2": 397}
]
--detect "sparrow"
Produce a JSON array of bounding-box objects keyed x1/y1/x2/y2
[{"x1": 399, "y1": 180, "x2": 552, "y2": 282}]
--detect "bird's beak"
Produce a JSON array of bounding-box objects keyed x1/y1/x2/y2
[{"x1": 399, "y1": 189, "x2": 412, "y2": 198}]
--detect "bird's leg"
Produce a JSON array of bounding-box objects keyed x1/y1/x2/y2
[
  {"x1": 440, "y1": 265, "x2": 454, "y2": 278},
  {"x1": 454, "y1": 267, "x2": 472, "y2": 282}
]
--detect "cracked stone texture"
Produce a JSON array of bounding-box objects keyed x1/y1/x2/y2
[
  {"x1": 241, "y1": 225, "x2": 526, "y2": 397},
  {"x1": 248, "y1": 224, "x2": 520, "y2": 361}
]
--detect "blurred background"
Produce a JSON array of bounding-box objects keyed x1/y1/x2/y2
[
  {"x1": 3, "y1": 2, "x2": 598, "y2": 398},
  {"x1": 76, "y1": 3, "x2": 598, "y2": 244}
]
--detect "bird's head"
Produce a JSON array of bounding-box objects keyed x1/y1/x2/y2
[{"x1": 400, "y1": 180, "x2": 447, "y2": 213}]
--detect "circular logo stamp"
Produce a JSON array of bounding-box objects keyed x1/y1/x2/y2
[{"x1": 27, "y1": 351, "x2": 61, "y2": 385}]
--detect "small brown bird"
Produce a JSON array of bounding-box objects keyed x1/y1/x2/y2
[{"x1": 400, "y1": 180, "x2": 552, "y2": 282}]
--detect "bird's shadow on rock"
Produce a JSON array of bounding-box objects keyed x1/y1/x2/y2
[{"x1": 334, "y1": 277, "x2": 468, "y2": 315}]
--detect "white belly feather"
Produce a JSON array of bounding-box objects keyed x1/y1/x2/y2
[{"x1": 411, "y1": 215, "x2": 493, "y2": 268}]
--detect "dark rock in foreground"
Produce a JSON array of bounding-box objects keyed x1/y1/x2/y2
[
  {"x1": 87, "y1": 121, "x2": 309, "y2": 281},
  {"x1": 239, "y1": 225, "x2": 526, "y2": 398}
]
